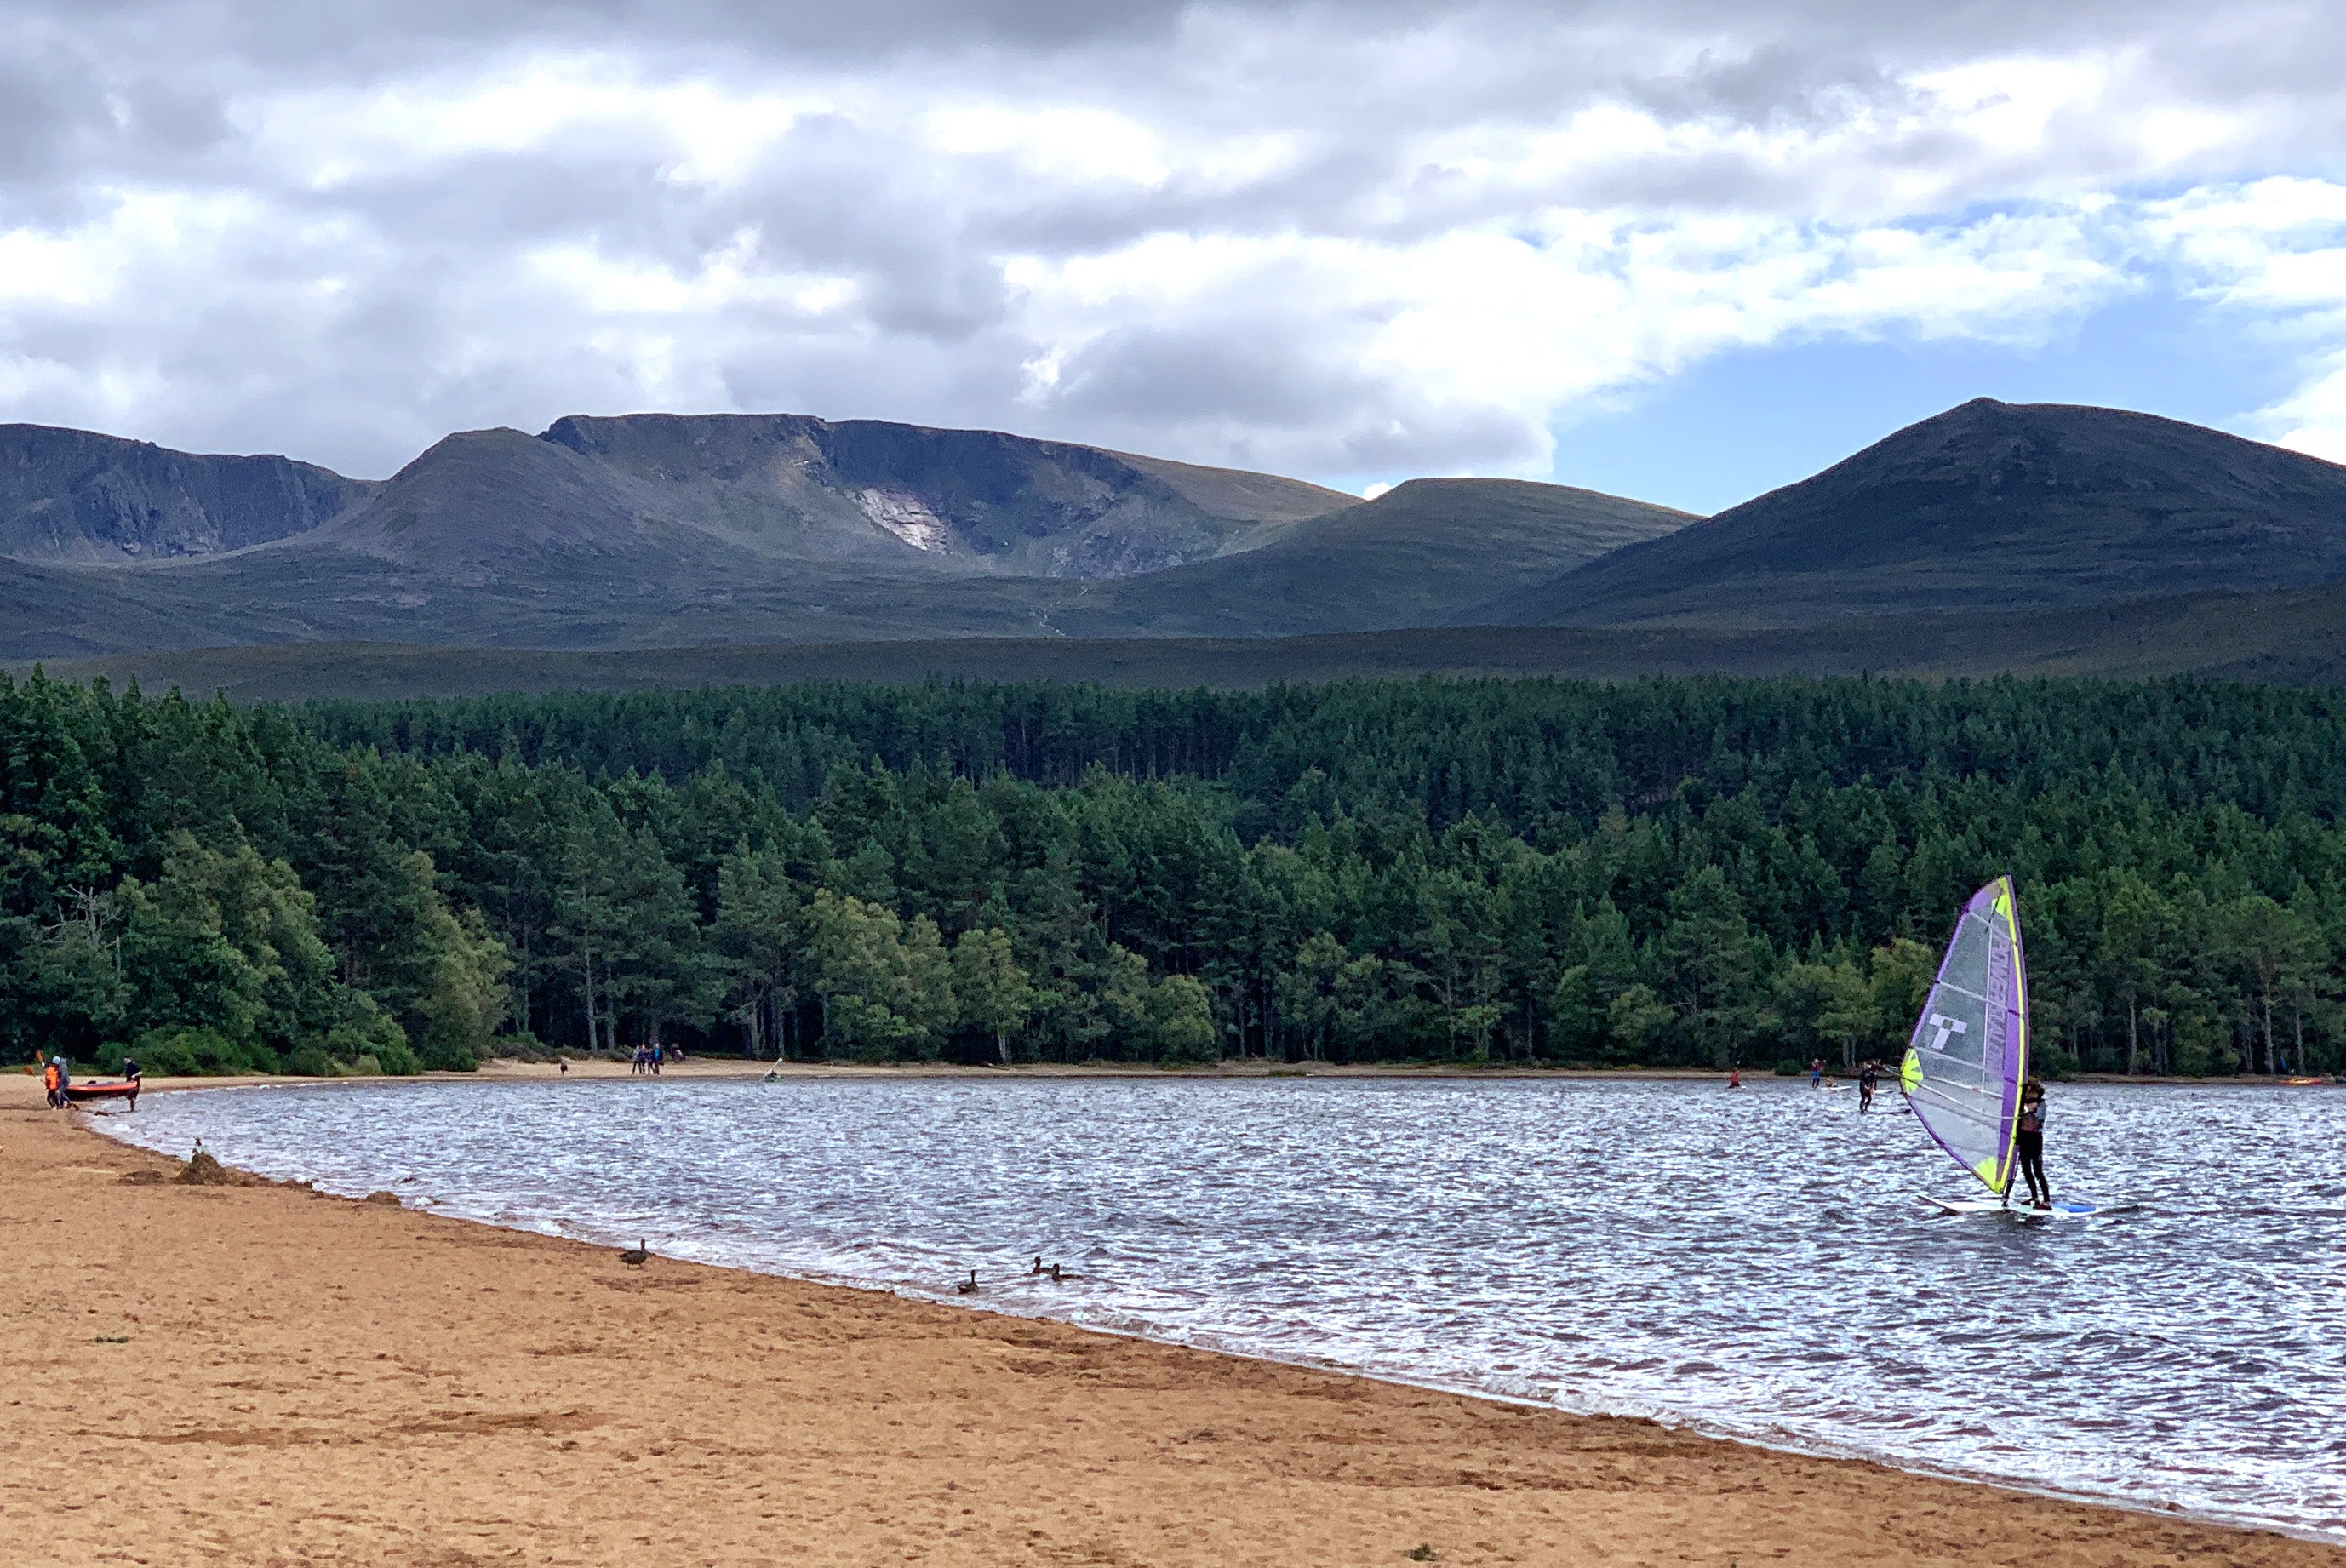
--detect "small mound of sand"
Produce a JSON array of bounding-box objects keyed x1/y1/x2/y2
[
  {"x1": 363, "y1": 1191, "x2": 403, "y2": 1206},
  {"x1": 118, "y1": 1170, "x2": 166, "y2": 1185},
  {"x1": 179, "y1": 1149, "x2": 259, "y2": 1187}
]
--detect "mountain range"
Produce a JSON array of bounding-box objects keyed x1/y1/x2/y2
[
  {"x1": 9, "y1": 396, "x2": 2346, "y2": 692},
  {"x1": 0, "y1": 414, "x2": 1684, "y2": 655}
]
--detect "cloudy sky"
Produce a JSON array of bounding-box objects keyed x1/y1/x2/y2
[{"x1": 5, "y1": 1, "x2": 2346, "y2": 511}]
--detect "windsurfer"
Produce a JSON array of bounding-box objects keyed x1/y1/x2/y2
[
  {"x1": 2014, "y1": 1079, "x2": 2050, "y2": 1209},
  {"x1": 1857, "y1": 1059, "x2": 1879, "y2": 1113}
]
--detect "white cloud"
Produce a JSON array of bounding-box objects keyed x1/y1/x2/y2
[
  {"x1": 1, "y1": 2, "x2": 2344, "y2": 484},
  {"x1": 2140, "y1": 178, "x2": 2346, "y2": 456}
]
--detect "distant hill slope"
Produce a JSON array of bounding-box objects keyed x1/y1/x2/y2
[
  {"x1": 42, "y1": 575, "x2": 2346, "y2": 700},
  {"x1": 0, "y1": 455, "x2": 1680, "y2": 654},
  {"x1": 535, "y1": 412, "x2": 1359, "y2": 577},
  {"x1": 0, "y1": 424, "x2": 374, "y2": 564},
  {"x1": 1470, "y1": 398, "x2": 2346, "y2": 628},
  {"x1": 1106, "y1": 450, "x2": 1358, "y2": 527},
  {"x1": 304, "y1": 427, "x2": 681, "y2": 570},
  {"x1": 1056, "y1": 478, "x2": 1692, "y2": 638},
  {"x1": 2, "y1": 412, "x2": 1361, "y2": 587}
]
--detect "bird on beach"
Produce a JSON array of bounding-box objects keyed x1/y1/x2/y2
[
  {"x1": 957, "y1": 1269, "x2": 980, "y2": 1295},
  {"x1": 619, "y1": 1239, "x2": 650, "y2": 1266}
]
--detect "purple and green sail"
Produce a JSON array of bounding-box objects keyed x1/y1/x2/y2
[{"x1": 1899, "y1": 877, "x2": 2029, "y2": 1194}]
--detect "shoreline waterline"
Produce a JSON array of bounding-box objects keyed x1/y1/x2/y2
[
  {"x1": 87, "y1": 1071, "x2": 2346, "y2": 1546},
  {"x1": 67, "y1": 1054, "x2": 2344, "y2": 1094},
  {"x1": 9, "y1": 1072, "x2": 2334, "y2": 1565}
]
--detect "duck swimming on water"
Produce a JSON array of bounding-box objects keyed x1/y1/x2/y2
[{"x1": 957, "y1": 1269, "x2": 980, "y2": 1295}]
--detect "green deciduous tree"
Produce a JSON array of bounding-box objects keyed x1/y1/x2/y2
[{"x1": 953, "y1": 925, "x2": 1032, "y2": 1063}]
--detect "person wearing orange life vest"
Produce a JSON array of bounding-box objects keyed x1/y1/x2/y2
[{"x1": 42, "y1": 1056, "x2": 63, "y2": 1108}]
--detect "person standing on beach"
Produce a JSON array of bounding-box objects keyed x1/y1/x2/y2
[
  {"x1": 2014, "y1": 1079, "x2": 2051, "y2": 1210},
  {"x1": 50, "y1": 1055, "x2": 70, "y2": 1107},
  {"x1": 42, "y1": 1055, "x2": 60, "y2": 1107}
]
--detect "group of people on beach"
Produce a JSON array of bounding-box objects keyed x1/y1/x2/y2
[
  {"x1": 629, "y1": 1041, "x2": 674, "y2": 1075},
  {"x1": 31, "y1": 1051, "x2": 139, "y2": 1109}
]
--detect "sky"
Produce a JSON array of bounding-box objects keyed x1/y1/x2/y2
[{"x1": 5, "y1": 2, "x2": 2346, "y2": 514}]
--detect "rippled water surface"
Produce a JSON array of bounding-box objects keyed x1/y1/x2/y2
[{"x1": 100, "y1": 1075, "x2": 2346, "y2": 1537}]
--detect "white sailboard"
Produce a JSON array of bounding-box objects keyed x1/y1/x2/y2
[{"x1": 1926, "y1": 1195, "x2": 2100, "y2": 1218}]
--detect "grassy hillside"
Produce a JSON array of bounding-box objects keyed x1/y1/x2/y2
[
  {"x1": 1107, "y1": 450, "x2": 1359, "y2": 528},
  {"x1": 31, "y1": 577, "x2": 2346, "y2": 700},
  {"x1": 1056, "y1": 478, "x2": 1692, "y2": 638},
  {"x1": 0, "y1": 471, "x2": 1689, "y2": 656},
  {"x1": 1473, "y1": 398, "x2": 2346, "y2": 627}
]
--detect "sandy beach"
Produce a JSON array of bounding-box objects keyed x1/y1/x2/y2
[{"x1": 5, "y1": 1071, "x2": 2339, "y2": 1568}]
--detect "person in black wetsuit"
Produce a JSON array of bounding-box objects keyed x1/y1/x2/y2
[
  {"x1": 1857, "y1": 1059, "x2": 1879, "y2": 1113},
  {"x1": 2014, "y1": 1078, "x2": 2050, "y2": 1209}
]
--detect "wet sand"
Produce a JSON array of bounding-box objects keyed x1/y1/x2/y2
[{"x1": 4, "y1": 1071, "x2": 2338, "y2": 1568}]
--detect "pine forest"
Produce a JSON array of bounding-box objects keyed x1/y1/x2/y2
[{"x1": 4, "y1": 670, "x2": 2342, "y2": 1079}]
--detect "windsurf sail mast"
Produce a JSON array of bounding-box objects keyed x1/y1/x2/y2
[{"x1": 1899, "y1": 876, "x2": 2029, "y2": 1195}]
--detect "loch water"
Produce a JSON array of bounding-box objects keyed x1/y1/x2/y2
[{"x1": 100, "y1": 1075, "x2": 2346, "y2": 1539}]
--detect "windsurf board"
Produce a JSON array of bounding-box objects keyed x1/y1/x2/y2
[{"x1": 1925, "y1": 1195, "x2": 2100, "y2": 1218}]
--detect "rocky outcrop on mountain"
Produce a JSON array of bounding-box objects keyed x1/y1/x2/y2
[{"x1": 0, "y1": 424, "x2": 373, "y2": 564}]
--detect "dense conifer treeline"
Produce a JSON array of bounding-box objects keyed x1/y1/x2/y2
[{"x1": 9, "y1": 672, "x2": 2344, "y2": 1077}]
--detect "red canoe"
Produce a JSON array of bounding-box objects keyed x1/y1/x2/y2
[{"x1": 63, "y1": 1079, "x2": 140, "y2": 1107}]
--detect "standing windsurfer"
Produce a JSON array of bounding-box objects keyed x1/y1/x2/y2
[
  {"x1": 2013, "y1": 1079, "x2": 2050, "y2": 1210},
  {"x1": 1857, "y1": 1060, "x2": 1879, "y2": 1113}
]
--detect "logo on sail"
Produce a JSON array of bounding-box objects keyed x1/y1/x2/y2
[{"x1": 1924, "y1": 1012, "x2": 1969, "y2": 1053}]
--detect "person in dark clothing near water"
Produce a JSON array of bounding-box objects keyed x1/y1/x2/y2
[
  {"x1": 2014, "y1": 1079, "x2": 2051, "y2": 1210},
  {"x1": 1857, "y1": 1059, "x2": 1879, "y2": 1113}
]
